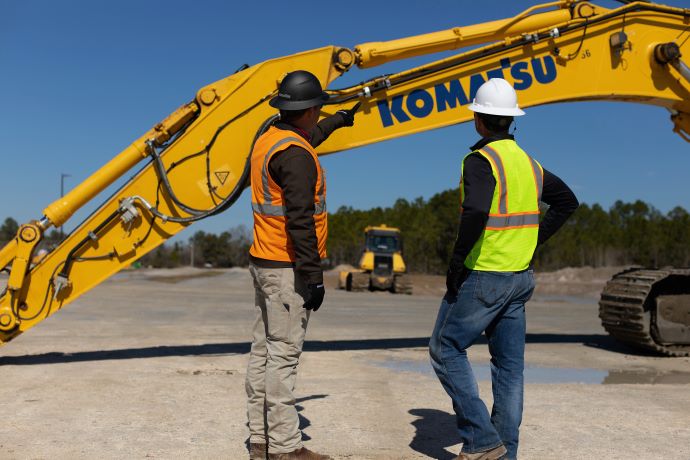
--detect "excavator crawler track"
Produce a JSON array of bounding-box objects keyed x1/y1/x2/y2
[{"x1": 599, "y1": 268, "x2": 690, "y2": 357}]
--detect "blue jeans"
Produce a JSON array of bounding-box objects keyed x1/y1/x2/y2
[{"x1": 429, "y1": 270, "x2": 534, "y2": 460}]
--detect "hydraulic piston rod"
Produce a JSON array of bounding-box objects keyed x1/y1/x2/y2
[
  {"x1": 354, "y1": 2, "x2": 575, "y2": 68},
  {"x1": 42, "y1": 102, "x2": 198, "y2": 228}
]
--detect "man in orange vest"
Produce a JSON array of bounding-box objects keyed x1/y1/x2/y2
[{"x1": 246, "y1": 70, "x2": 360, "y2": 460}]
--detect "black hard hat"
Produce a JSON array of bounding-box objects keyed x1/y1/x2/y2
[{"x1": 269, "y1": 70, "x2": 329, "y2": 110}]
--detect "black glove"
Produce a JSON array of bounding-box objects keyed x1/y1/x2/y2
[
  {"x1": 444, "y1": 266, "x2": 468, "y2": 302},
  {"x1": 337, "y1": 101, "x2": 362, "y2": 127},
  {"x1": 303, "y1": 283, "x2": 325, "y2": 311}
]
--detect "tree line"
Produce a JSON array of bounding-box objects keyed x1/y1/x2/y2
[
  {"x1": 1, "y1": 191, "x2": 689, "y2": 272},
  {"x1": 328, "y1": 191, "x2": 690, "y2": 273},
  {"x1": 138, "y1": 226, "x2": 252, "y2": 268}
]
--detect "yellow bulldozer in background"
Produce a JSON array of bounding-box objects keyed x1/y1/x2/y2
[{"x1": 338, "y1": 225, "x2": 412, "y2": 294}]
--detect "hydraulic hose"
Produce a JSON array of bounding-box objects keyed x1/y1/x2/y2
[
  {"x1": 146, "y1": 94, "x2": 277, "y2": 222},
  {"x1": 52, "y1": 107, "x2": 278, "y2": 287},
  {"x1": 144, "y1": 113, "x2": 278, "y2": 223}
]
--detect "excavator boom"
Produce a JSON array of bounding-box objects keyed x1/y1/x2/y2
[{"x1": 1, "y1": 1, "x2": 689, "y2": 347}]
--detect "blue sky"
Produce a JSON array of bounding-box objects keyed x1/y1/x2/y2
[{"x1": 1, "y1": 0, "x2": 689, "y2": 241}]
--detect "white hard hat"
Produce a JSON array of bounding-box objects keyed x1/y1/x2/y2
[{"x1": 468, "y1": 78, "x2": 525, "y2": 116}]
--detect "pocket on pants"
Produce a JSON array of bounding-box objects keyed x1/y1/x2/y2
[
  {"x1": 524, "y1": 270, "x2": 536, "y2": 303},
  {"x1": 475, "y1": 272, "x2": 507, "y2": 307},
  {"x1": 256, "y1": 269, "x2": 282, "y2": 297},
  {"x1": 266, "y1": 292, "x2": 290, "y2": 342},
  {"x1": 256, "y1": 269, "x2": 290, "y2": 342}
]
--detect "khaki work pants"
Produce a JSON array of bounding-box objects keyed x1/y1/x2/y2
[{"x1": 246, "y1": 264, "x2": 311, "y2": 454}]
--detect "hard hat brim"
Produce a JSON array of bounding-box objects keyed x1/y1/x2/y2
[
  {"x1": 468, "y1": 102, "x2": 525, "y2": 116},
  {"x1": 269, "y1": 92, "x2": 329, "y2": 110}
]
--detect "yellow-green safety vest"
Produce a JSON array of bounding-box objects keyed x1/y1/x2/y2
[{"x1": 461, "y1": 139, "x2": 543, "y2": 272}]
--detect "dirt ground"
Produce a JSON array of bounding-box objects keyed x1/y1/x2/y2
[{"x1": 1, "y1": 267, "x2": 689, "y2": 459}]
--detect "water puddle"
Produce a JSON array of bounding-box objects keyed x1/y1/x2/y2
[
  {"x1": 372, "y1": 359, "x2": 690, "y2": 385},
  {"x1": 602, "y1": 369, "x2": 690, "y2": 385}
]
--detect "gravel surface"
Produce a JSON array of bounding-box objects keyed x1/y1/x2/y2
[{"x1": 1, "y1": 267, "x2": 689, "y2": 459}]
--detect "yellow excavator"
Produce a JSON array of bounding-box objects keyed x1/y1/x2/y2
[
  {"x1": 1, "y1": 1, "x2": 689, "y2": 356},
  {"x1": 337, "y1": 225, "x2": 412, "y2": 294}
]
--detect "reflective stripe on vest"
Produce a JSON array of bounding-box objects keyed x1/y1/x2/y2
[
  {"x1": 462, "y1": 139, "x2": 543, "y2": 272},
  {"x1": 251, "y1": 199, "x2": 327, "y2": 217},
  {"x1": 254, "y1": 136, "x2": 327, "y2": 216},
  {"x1": 478, "y1": 144, "x2": 543, "y2": 218},
  {"x1": 485, "y1": 212, "x2": 540, "y2": 230}
]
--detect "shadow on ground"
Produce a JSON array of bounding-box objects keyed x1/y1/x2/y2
[
  {"x1": 297, "y1": 394, "x2": 329, "y2": 441},
  {"x1": 0, "y1": 333, "x2": 640, "y2": 366},
  {"x1": 409, "y1": 408, "x2": 460, "y2": 460}
]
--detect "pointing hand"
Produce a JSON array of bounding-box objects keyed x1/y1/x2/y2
[{"x1": 337, "y1": 101, "x2": 362, "y2": 127}]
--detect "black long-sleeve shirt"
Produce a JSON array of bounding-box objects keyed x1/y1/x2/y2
[
  {"x1": 449, "y1": 134, "x2": 579, "y2": 271},
  {"x1": 249, "y1": 113, "x2": 346, "y2": 284}
]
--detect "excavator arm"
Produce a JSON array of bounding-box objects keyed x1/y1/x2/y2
[{"x1": 1, "y1": 1, "x2": 689, "y2": 345}]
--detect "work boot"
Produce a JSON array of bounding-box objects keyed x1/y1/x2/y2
[
  {"x1": 456, "y1": 444, "x2": 507, "y2": 460},
  {"x1": 249, "y1": 443, "x2": 267, "y2": 460},
  {"x1": 268, "y1": 447, "x2": 331, "y2": 460}
]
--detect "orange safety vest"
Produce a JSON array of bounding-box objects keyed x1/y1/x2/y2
[{"x1": 249, "y1": 126, "x2": 327, "y2": 262}]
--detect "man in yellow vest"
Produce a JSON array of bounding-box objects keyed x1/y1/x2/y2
[
  {"x1": 246, "y1": 70, "x2": 359, "y2": 460},
  {"x1": 429, "y1": 78, "x2": 578, "y2": 460}
]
